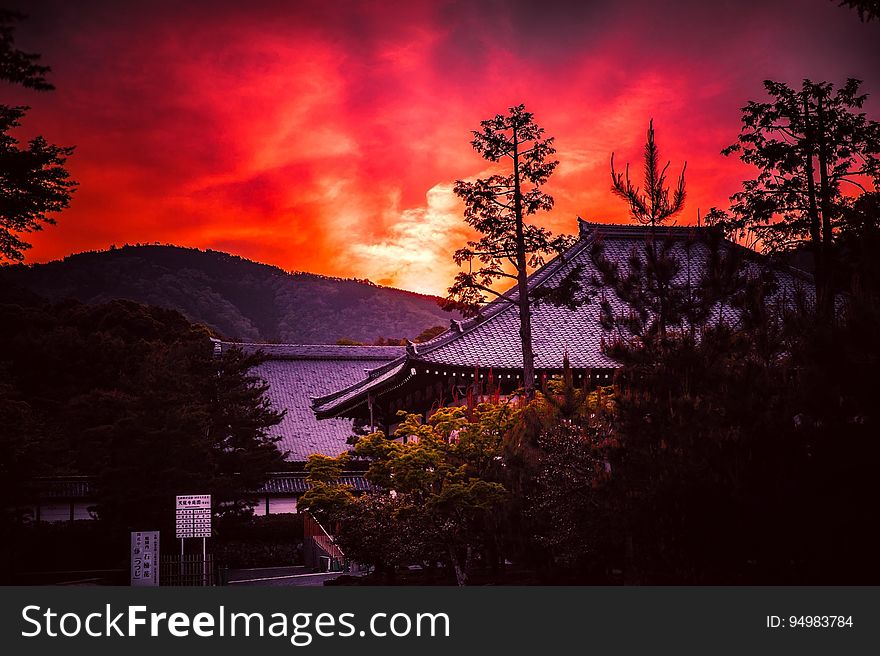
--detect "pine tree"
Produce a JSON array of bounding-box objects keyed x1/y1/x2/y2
[
  {"x1": 448, "y1": 104, "x2": 571, "y2": 399},
  {"x1": 593, "y1": 120, "x2": 694, "y2": 343},
  {"x1": 610, "y1": 119, "x2": 686, "y2": 229}
]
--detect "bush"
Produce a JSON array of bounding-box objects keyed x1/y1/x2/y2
[{"x1": 212, "y1": 513, "x2": 304, "y2": 569}]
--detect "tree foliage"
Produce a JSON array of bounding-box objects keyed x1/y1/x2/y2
[
  {"x1": 448, "y1": 104, "x2": 572, "y2": 399},
  {"x1": 299, "y1": 453, "x2": 354, "y2": 523},
  {"x1": 706, "y1": 78, "x2": 880, "y2": 319},
  {"x1": 0, "y1": 295, "x2": 286, "y2": 531},
  {"x1": 0, "y1": 106, "x2": 76, "y2": 261},
  {"x1": 579, "y1": 118, "x2": 837, "y2": 582},
  {"x1": 836, "y1": 0, "x2": 880, "y2": 21},
  {"x1": 523, "y1": 367, "x2": 617, "y2": 572},
  {"x1": 583, "y1": 226, "x2": 880, "y2": 583},
  {"x1": 591, "y1": 121, "x2": 716, "y2": 344},
  {"x1": 0, "y1": 11, "x2": 53, "y2": 90},
  {"x1": 610, "y1": 120, "x2": 686, "y2": 227},
  {"x1": 591, "y1": 228, "x2": 754, "y2": 347},
  {"x1": 302, "y1": 403, "x2": 517, "y2": 585},
  {"x1": 0, "y1": 11, "x2": 76, "y2": 262}
]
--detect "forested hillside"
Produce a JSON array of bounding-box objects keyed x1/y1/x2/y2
[{"x1": 0, "y1": 245, "x2": 452, "y2": 343}]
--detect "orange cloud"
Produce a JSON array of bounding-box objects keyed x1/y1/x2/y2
[{"x1": 7, "y1": 0, "x2": 879, "y2": 295}]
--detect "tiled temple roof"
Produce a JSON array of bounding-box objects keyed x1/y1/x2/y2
[
  {"x1": 216, "y1": 342, "x2": 404, "y2": 461},
  {"x1": 256, "y1": 472, "x2": 377, "y2": 494},
  {"x1": 312, "y1": 219, "x2": 815, "y2": 419}
]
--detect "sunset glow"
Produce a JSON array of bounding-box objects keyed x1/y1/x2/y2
[{"x1": 6, "y1": 0, "x2": 879, "y2": 294}]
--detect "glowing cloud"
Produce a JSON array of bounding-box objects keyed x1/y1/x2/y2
[{"x1": 6, "y1": 0, "x2": 879, "y2": 294}]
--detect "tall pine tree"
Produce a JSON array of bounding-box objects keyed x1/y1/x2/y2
[{"x1": 448, "y1": 104, "x2": 571, "y2": 399}]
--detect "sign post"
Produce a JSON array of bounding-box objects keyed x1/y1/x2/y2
[
  {"x1": 130, "y1": 531, "x2": 159, "y2": 587},
  {"x1": 176, "y1": 494, "x2": 211, "y2": 585},
  {"x1": 175, "y1": 494, "x2": 212, "y2": 538}
]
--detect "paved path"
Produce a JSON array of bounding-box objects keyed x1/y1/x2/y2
[{"x1": 227, "y1": 565, "x2": 345, "y2": 587}]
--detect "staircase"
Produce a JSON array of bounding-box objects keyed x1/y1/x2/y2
[{"x1": 302, "y1": 511, "x2": 346, "y2": 572}]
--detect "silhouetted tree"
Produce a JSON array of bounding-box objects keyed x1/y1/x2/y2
[
  {"x1": 0, "y1": 10, "x2": 52, "y2": 90},
  {"x1": 586, "y1": 122, "x2": 791, "y2": 582},
  {"x1": 610, "y1": 119, "x2": 686, "y2": 228},
  {"x1": 0, "y1": 298, "x2": 286, "y2": 531},
  {"x1": 0, "y1": 107, "x2": 75, "y2": 261},
  {"x1": 838, "y1": 191, "x2": 880, "y2": 299},
  {"x1": 448, "y1": 104, "x2": 571, "y2": 400},
  {"x1": 593, "y1": 121, "x2": 697, "y2": 342},
  {"x1": 836, "y1": 0, "x2": 880, "y2": 21},
  {"x1": 0, "y1": 10, "x2": 76, "y2": 262},
  {"x1": 706, "y1": 79, "x2": 880, "y2": 321}
]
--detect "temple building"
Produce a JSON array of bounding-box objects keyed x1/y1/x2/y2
[
  {"x1": 311, "y1": 218, "x2": 813, "y2": 428},
  {"x1": 29, "y1": 219, "x2": 814, "y2": 521}
]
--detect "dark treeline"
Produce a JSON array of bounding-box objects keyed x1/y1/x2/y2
[{"x1": 0, "y1": 290, "x2": 288, "y2": 580}]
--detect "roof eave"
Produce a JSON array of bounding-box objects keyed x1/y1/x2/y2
[{"x1": 312, "y1": 357, "x2": 416, "y2": 419}]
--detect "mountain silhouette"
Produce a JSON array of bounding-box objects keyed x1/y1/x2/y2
[{"x1": 0, "y1": 245, "x2": 453, "y2": 343}]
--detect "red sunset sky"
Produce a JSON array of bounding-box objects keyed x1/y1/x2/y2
[{"x1": 5, "y1": 0, "x2": 880, "y2": 295}]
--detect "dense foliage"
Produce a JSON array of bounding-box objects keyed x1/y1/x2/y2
[
  {"x1": 302, "y1": 403, "x2": 518, "y2": 585},
  {"x1": 706, "y1": 78, "x2": 880, "y2": 321},
  {"x1": 305, "y1": 93, "x2": 880, "y2": 585},
  {"x1": 0, "y1": 293, "x2": 286, "y2": 536}
]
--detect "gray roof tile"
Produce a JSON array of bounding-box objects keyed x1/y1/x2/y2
[
  {"x1": 219, "y1": 343, "x2": 404, "y2": 461},
  {"x1": 257, "y1": 472, "x2": 376, "y2": 494}
]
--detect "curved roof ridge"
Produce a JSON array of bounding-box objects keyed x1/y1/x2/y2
[
  {"x1": 578, "y1": 218, "x2": 704, "y2": 239},
  {"x1": 219, "y1": 342, "x2": 406, "y2": 360}
]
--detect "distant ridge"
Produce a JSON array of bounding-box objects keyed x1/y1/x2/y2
[{"x1": 0, "y1": 245, "x2": 453, "y2": 343}]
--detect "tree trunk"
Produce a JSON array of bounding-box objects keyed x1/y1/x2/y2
[
  {"x1": 512, "y1": 125, "x2": 536, "y2": 400},
  {"x1": 449, "y1": 545, "x2": 470, "y2": 586},
  {"x1": 815, "y1": 91, "x2": 836, "y2": 324},
  {"x1": 802, "y1": 93, "x2": 825, "y2": 320}
]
